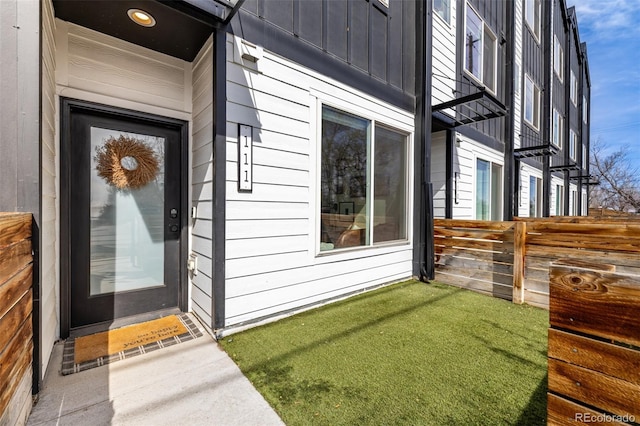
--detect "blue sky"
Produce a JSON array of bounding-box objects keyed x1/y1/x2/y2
[{"x1": 569, "y1": 0, "x2": 640, "y2": 164}]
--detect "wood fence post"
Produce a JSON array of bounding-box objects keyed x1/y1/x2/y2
[{"x1": 513, "y1": 221, "x2": 526, "y2": 304}]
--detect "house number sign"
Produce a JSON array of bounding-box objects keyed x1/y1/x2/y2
[{"x1": 238, "y1": 124, "x2": 253, "y2": 192}]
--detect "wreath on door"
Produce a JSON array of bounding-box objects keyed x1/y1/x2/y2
[{"x1": 95, "y1": 135, "x2": 159, "y2": 190}]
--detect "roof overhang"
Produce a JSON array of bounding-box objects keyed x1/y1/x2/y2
[{"x1": 431, "y1": 88, "x2": 507, "y2": 128}]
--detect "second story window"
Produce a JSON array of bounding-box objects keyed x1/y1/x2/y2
[
  {"x1": 554, "y1": 36, "x2": 564, "y2": 82},
  {"x1": 569, "y1": 129, "x2": 577, "y2": 161},
  {"x1": 583, "y1": 96, "x2": 588, "y2": 123},
  {"x1": 570, "y1": 71, "x2": 578, "y2": 106},
  {"x1": 525, "y1": 0, "x2": 541, "y2": 41},
  {"x1": 552, "y1": 109, "x2": 564, "y2": 149},
  {"x1": 524, "y1": 75, "x2": 540, "y2": 129},
  {"x1": 464, "y1": 3, "x2": 497, "y2": 92},
  {"x1": 434, "y1": 0, "x2": 450, "y2": 24},
  {"x1": 582, "y1": 144, "x2": 588, "y2": 169}
]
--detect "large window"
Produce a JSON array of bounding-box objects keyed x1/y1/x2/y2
[
  {"x1": 554, "y1": 36, "x2": 564, "y2": 82},
  {"x1": 524, "y1": 75, "x2": 540, "y2": 129},
  {"x1": 434, "y1": 0, "x2": 450, "y2": 24},
  {"x1": 582, "y1": 144, "x2": 588, "y2": 169},
  {"x1": 476, "y1": 158, "x2": 502, "y2": 221},
  {"x1": 525, "y1": 0, "x2": 541, "y2": 40},
  {"x1": 320, "y1": 106, "x2": 408, "y2": 252},
  {"x1": 465, "y1": 3, "x2": 497, "y2": 92},
  {"x1": 529, "y1": 176, "x2": 542, "y2": 217},
  {"x1": 570, "y1": 71, "x2": 578, "y2": 106},
  {"x1": 569, "y1": 129, "x2": 577, "y2": 161},
  {"x1": 552, "y1": 109, "x2": 563, "y2": 148},
  {"x1": 583, "y1": 96, "x2": 588, "y2": 123}
]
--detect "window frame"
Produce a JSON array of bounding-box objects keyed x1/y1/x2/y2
[
  {"x1": 552, "y1": 109, "x2": 564, "y2": 149},
  {"x1": 524, "y1": 74, "x2": 540, "y2": 130},
  {"x1": 570, "y1": 71, "x2": 578, "y2": 106},
  {"x1": 316, "y1": 102, "x2": 412, "y2": 255},
  {"x1": 475, "y1": 157, "x2": 503, "y2": 221},
  {"x1": 464, "y1": 2, "x2": 497, "y2": 93},
  {"x1": 524, "y1": 0, "x2": 541, "y2": 42},
  {"x1": 555, "y1": 184, "x2": 564, "y2": 216},
  {"x1": 554, "y1": 35, "x2": 564, "y2": 82},
  {"x1": 434, "y1": 0, "x2": 451, "y2": 25},
  {"x1": 582, "y1": 144, "x2": 588, "y2": 169},
  {"x1": 569, "y1": 129, "x2": 577, "y2": 161},
  {"x1": 529, "y1": 175, "x2": 542, "y2": 218},
  {"x1": 583, "y1": 96, "x2": 588, "y2": 124}
]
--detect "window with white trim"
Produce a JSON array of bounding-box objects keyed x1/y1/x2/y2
[
  {"x1": 583, "y1": 96, "x2": 588, "y2": 123},
  {"x1": 569, "y1": 129, "x2": 577, "y2": 161},
  {"x1": 552, "y1": 109, "x2": 563, "y2": 148},
  {"x1": 582, "y1": 144, "x2": 588, "y2": 169},
  {"x1": 554, "y1": 36, "x2": 564, "y2": 82},
  {"x1": 571, "y1": 189, "x2": 578, "y2": 216},
  {"x1": 475, "y1": 158, "x2": 502, "y2": 221},
  {"x1": 570, "y1": 71, "x2": 578, "y2": 106},
  {"x1": 555, "y1": 184, "x2": 564, "y2": 216},
  {"x1": 529, "y1": 175, "x2": 542, "y2": 217},
  {"x1": 524, "y1": 75, "x2": 540, "y2": 129},
  {"x1": 320, "y1": 105, "x2": 408, "y2": 252},
  {"x1": 434, "y1": 0, "x2": 450, "y2": 24},
  {"x1": 464, "y1": 3, "x2": 497, "y2": 92},
  {"x1": 525, "y1": 0, "x2": 541, "y2": 40}
]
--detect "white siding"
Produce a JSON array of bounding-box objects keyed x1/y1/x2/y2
[
  {"x1": 518, "y1": 164, "x2": 543, "y2": 217},
  {"x1": 224, "y1": 35, "x2": 415, "y2": 326},
  {"x1": 190, "y1": 37, "x2": 214, "y2": 326},
  {"x1": 451, "y1": 134, "x2": 503, "y2": 220},
  {"x1": 431, "y1": 131, "x2": 447, "y2": 218},
  {"x1": 431, "y1": 3, "x2": 457, "y2": 111},
  {"x1": 55, "y1": 20, "x2": 191, "y2": 120},
  {"x1": 514, "y1": 0, "x2": 523, "y2": 149},
  {"x1": 41, "y1": 0, "x2": 57, "y2": 379}
]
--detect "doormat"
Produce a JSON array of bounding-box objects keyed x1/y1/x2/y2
[{"x1": 61, "y1": 314, "x2": 202, "y2": 375}]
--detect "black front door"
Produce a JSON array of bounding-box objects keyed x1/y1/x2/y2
[{"x1": 62, "y1": 100, "x2": 186, "y2": 331}]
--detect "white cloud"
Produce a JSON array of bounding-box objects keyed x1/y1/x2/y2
[{"x1": 571, "y1": 0, "x2": 640, "y2": 38}]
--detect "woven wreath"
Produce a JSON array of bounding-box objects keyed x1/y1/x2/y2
[{"x1": 95, "y1": 135, "x2": 159, "y2": 190}]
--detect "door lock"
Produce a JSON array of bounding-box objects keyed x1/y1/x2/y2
[
  {"x1": 169, "y1": 224, "x2": 179, "y2": 233},
  {"x1": 170, "y1": 208, "x2": 178, "y2": 219}
]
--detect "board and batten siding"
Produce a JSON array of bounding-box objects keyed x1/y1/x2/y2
[
  {"x1": 41, "y1": 0, "x2": 58, "y2": 380},
  {"x1": 223, "y1": 35, "x2": 415, "y2": 326},
  {"x1": 190, "y1": 37, "x2": 214, "y2": 326}
]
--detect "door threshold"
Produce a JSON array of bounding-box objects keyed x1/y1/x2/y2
[{"x1": 69, "y1": 307, "x2": 182, "y2": 338}]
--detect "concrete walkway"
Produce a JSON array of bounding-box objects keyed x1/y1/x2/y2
[{"x1": 27, "y1": 320, "x2": 284, "y2": 426}]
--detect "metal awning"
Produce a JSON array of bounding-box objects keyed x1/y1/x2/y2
[
  {"x1": 514, "y1": 144, "x2": 559, "y2": 159},
  {"x1": 550, "y1": 164, "x2": 581, "y2": 172},
  {"x1": 431, "y1": 88, "x2": 507, "y2": 127},
  {"x1": 570, "y1": 175, "x2": 600, "y2": 185}
]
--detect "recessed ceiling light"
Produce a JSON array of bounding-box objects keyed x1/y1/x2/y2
[{"x1": 127, "y1": 9, "x2": 156, "y2": 27}]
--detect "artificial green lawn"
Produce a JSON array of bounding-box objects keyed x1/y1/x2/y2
[{"x1": 220, "y1": 280, "x2": 548, "y2": 425}]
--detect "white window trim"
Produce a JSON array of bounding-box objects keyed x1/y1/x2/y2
[
  {"x1": 582, "y1": 144, "x2": 588, "y2": 169},
  {"x1": 570, "y1": 71, "x2": 578, "y2": 106},
  {"x1": 554, "y1": 35, "x2": 564, "y2": 82},
  {"x1": 313, "y1": 95, "x2": 414, "y2": 258},
  {"x1": 583, "y1": 96, "x2": 588, "y2": 124},
  {"x1": 569, "y1": 129, "x2": 577, "y2": 161},
  {"x1": 464, "y1": 2, "x2": 498, "y2": 93},
  {"x1": 552, "y1": 109, "x2": 564, "y2": 149},
  {"x1": 434, "y1": 0, "x2": 451, "y2": 26},
  {"x1": 473, "y1": 155, "x2": 504, "y2": 221},
  {"x1": 524, "y1": 74, "x2": 540, "y2": 130},
  {"x1": 524, "y1": 0, "x2": 541, "y2": 43}
]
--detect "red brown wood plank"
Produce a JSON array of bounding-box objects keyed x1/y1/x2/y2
[
  {"x1": 548, "y1": 358, "x2": 640, "y2": 418},
  {"x1": 547, "y1": 393, "x2": 632, "y2": 425},
  {"x1": 0, "y1": 341, "x2": 32, "y2": 419},
  {"x1": 434, "y1": 236, "x2": 514, "y2": 253},
  {"x1": 0, "y1": 267, "x2": 32, "y2": 320},
  {"x1": 549, "y1": 328, "x2": 640, "y2": 386},
  {"x1": 527, "y1": 233, "x2": 640, "y2": 253},
  {"x1": 513, "y1": 221, "x2": 526, "y2": 304},
  {"x1": 527, "y1": 222, "x2": 640, "y2": 236},
  {"x1": 0, "y1": 214, "x2": 31, "y2": 248},
  {"x1": 434, "y1": 227, "x2": 512, "y2": 242},
  {"x1": 0, "y1": 317, "x2": 32, "y2": 400},
  {"x1": 434, "y1": 219, "x2": 515, "y2": 231},
  {"x1": 0, "y1": 291, "x2": 32, "y2": 354},
  {"x1": 0, "y1": 240, "x2": 32, "y2": 285},
  {"x1": 549, "y1": 265, "x2": 640, "y2": 347},
  {"x1": 525, "y1": 245, "x2": 640, "y2": 266}
]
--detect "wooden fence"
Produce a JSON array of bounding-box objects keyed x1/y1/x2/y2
[
  {"x1": 434, "y1": 217, "x2": 640, "y2": 308},
  {"x1": 0, "y1": 213, "x2": 33, "y2": 426},
  {"x1": 547, "y1": 260, "x2": 640, "y2": 424}
]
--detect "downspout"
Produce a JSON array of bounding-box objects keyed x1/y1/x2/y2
[
  {"x1": 504, "y1": 0, "x2": 516, "y2": 220},
  {"x1": 542, "y1": 0, "x2": 553, "y2": 217},
  {"x1": 413, "y1": 0, "x2": 434, "y2": 281}
]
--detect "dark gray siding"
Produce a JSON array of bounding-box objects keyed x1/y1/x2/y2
[{"x1": 231, "y1": 0, "x2": 416, "y2": 111}]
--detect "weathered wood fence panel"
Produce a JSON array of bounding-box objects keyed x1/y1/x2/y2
[
  {"x1": 434, "y1": 219, "x2": 517, "y2": 301},
  {"x1": 547, "y1": 261, "x2": 640, "y2": 425},
  {"x1": 434, "y1": 217, "x2": 640, "y2": 309},
  {"x1": 0, "y1": 213, "x2": 33, "y2": 426}
]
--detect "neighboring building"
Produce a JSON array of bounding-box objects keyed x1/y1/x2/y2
[
  {"x1": 0, "y1": 0, "x2": 432, "y2": 399},
  {"x1": 431, "y1": 0, "x2": 591, "y2": 220}
]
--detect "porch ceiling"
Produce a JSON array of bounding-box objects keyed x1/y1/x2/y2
[{"x1": 52, "y1": 0, "x2": 216, "y2": 62}]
